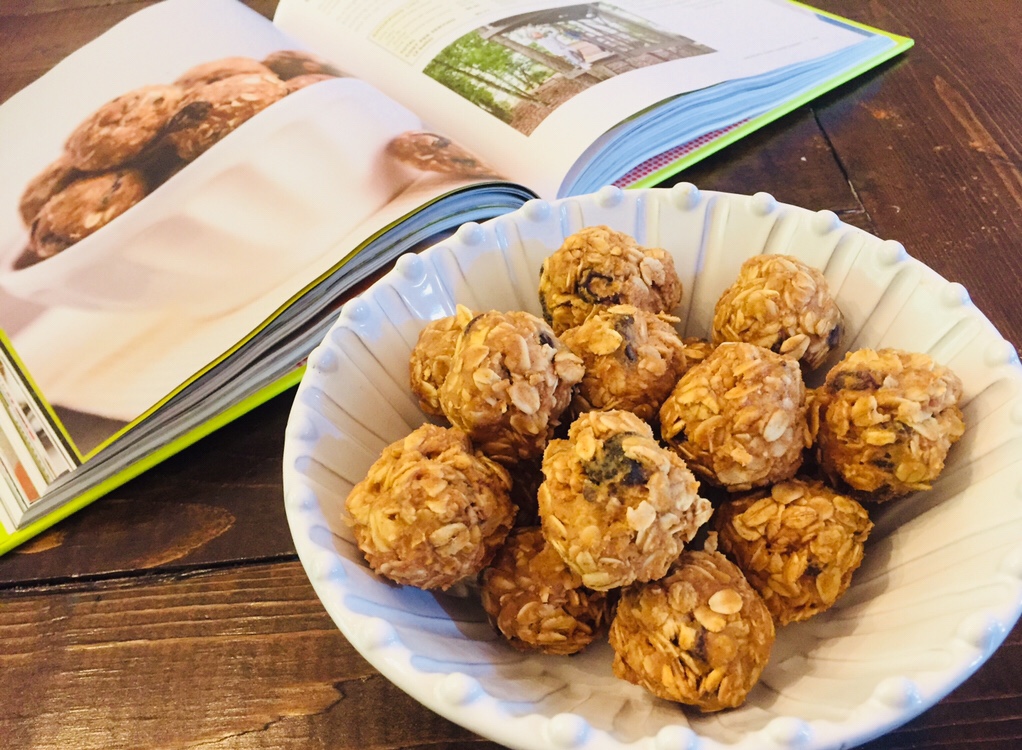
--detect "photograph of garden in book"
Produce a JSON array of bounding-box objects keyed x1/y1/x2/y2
[{"x1": 424, "y1": 3, "x2": 714, "y2": 135}]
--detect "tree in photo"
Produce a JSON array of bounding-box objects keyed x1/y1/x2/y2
[
  {"x1": 425, "y1": 4, "x2": 713, "y2": 135},
  {"x1": 424, "y1": 31, "x2": 554, "y2": 124}
]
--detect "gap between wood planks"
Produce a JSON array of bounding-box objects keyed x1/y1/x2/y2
[
  {"x1": 0, "y1": 552, "x2": 300, "y2": 595},
  {"x1": 810, "y1": 106, "x2": 877, "y2": 234}
]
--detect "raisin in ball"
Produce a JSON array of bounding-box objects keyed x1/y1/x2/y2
[
  {"x1": 712, "y1": 254, "x2": 843, "y2": 370},
  {"x1": 29, "y1": 170, "x2": 148, "y2": 258},
  {"x1": 560, "y1": 304, "x2": 689, "y2": 421},
  {"x1": 538, "y1": 409, "x2": 712, "y2": 590},
  {"x1": 538, "y1": 226, "x2": 682, "y2": 335},
  {"x1": 438, "y1": 310, "x2": 584, "y2": 464}
]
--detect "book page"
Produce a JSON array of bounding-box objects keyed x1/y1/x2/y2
[
  {"x1": 0, "y1": 0, "x2": 510, "y2": 497},
  {"x1": 274, "y1": 0, "x2": 872, "y2": 198}
]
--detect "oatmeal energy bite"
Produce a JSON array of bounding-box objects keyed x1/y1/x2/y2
[
  {"x1": 481, "y1": 527, "x2": 610, "y2": 655},
  {"x1": 680, "y1": 336, "x2": 716, "y2": 368},
  {"x1": 660, "y1": 342, "x2": 810, "y2": 491},
  {"x1": 539, "y1": 409, "x2": 713, "y2": 591},
  {"x1": 18, "y1": 153, "x2": 82, "y2": 227},
  {"x1": 715, "y1": 478, "x2": 873, "y2": 624},
  {"x1": 345, "y1": 423, "x2": 515, "y2": 591},
  {"x1": 438, "y1": 310, "x2": 584, "y2": 464},
  {"x1": 262, "y1": 49, "x2": 343, "y2": 80},
  {"x1": 609, "y1": 550, "x2": 775, "y2": 712},
  {"x1": 387, "y1": 131, "x2": 499, "y2": 178},
  {"x1": 561, "y1": 304, "x2": 689, "y2": 421},
  {"x1": 539, "y1": 225, "x2": 683, "y2": 335},
  {"x1": 712, "y1": 254, "x2": 843, "y2": 370},
  {"x1": 409, "y1": 305, "x2": 475, "y2": 417},
  {"x1": 812, "y1": 348, "x2": 965, "y2": 499}
]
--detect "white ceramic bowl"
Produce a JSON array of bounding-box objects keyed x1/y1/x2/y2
[
  {"x1": 282, "y1": 185, "x2": 1022, "y2": 750},
  {"x1": 0, "y1": 78, "x2": 421, "y2": 316}
]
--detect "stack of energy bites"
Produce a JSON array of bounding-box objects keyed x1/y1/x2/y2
[{"x1": 344, "y1": 224, "x2": 966, "y2": 713}]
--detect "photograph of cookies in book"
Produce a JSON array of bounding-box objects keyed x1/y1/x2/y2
[
  {"x1": 14, "y1": 51, "x2": 344, "y2": 269},
  {"x1": 0, "y1": 0, "x2": 515, "y2": 462},
  {"x1": 386, "y1": 131, "x2": 501, "y2": 178}
]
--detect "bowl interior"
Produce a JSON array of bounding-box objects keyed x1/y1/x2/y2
[{"x1": 283, "y1": 185, "x2": 1022, "y2": 750}]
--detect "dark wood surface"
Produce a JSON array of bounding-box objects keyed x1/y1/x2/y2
[{"x1": 2, "y1": 1, "x2": 1020, "y2": 748}]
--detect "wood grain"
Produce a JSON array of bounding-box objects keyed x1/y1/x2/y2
[
  {"x1": 0, "y1": 560, "x2": 1018, "y2": 750},
  {"x1": 813, "y1": 0, "x2": 1022, "y2": 348},
  {"x1": 670, "y1": 107, "x2": 878, "y2": 233},
  {"x1": 0, "y1": 561, "x2": 493, "y2": 750},
  {"x1": 0, "y1": 1, "x2": 277, "y2": 104}
]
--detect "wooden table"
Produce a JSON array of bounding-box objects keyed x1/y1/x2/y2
[{"x1": 1, "y1": 1, "x2": 1020, "y2": 748}]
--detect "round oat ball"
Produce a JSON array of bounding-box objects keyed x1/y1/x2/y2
[
  {"x1": 262, "y1": 49, "x2": 343, "y2": 80},
  {"x1": 659, "y1": 342, "x2": 810, "y2": 491},
  {"x1": 481, "y1": 527, "x2": 610, "y2": 655},
  {"x1": 538, "y1": 226, "x2": 683, "y2": 335},
  {"x1": 712, "y1": 254, "x2": 843, "y2": 370},
  {"x1": 438, "y1": 310, "x2": 584, "y2": 464},
  {"x1": 813, "y1": 348, "x2": 965, "y2": 500},
  {"x1": 538, "y1": 409, "x2": 712, "y2": 591},
  {"x1": 344, "y1": 423, "x2": 515, "y2": 590},
  {"x1": 409, "y1": 305, "x2": 475, "y2": 417},
  {"x1": 560, "y1": 305, "x2": 688, "y2": 421},
  {"x1": 609, "y1": 550, "x2": 775, "y2": 712},
  {"x1": 386, "y1": 131, "x2": 498, "y2": 178},
  {"x1": 714, "y1": 478, "x2": 873, "y2": 624}
]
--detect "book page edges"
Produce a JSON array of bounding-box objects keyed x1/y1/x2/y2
[
  {"x1": 628, "y1": 31, "x2": 913, "y2": 190},
  {"x1": 0, "y1": 328, "x2": 81, "y2": 460},
  {"x1": 80, "y1": 185, "x2": 464, "y2": 460},
  {"x1": 0, "y1": 368, "x2": 303, "y2": 557}
]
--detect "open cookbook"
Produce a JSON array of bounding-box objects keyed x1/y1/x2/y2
[{"x1": 0, "y1": 0, "x2": 910, "y2": 552}]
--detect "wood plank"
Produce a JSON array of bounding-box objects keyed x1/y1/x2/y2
[
  {"x1": 667, "y1": 107, "x2": 875, "y2": 232},
  {"x1": 811, "y1": 0, "x2": 1022, "y2": 348},
  {"x1": 0, "y1": 2, "x2": 1019, "y2": 749},
  {"x1": 0, "y1": 559, "x2": 1018, "y2": 749},
  {"x1": 0, "y1": 561, "x2": 497, "y2": 750}
]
